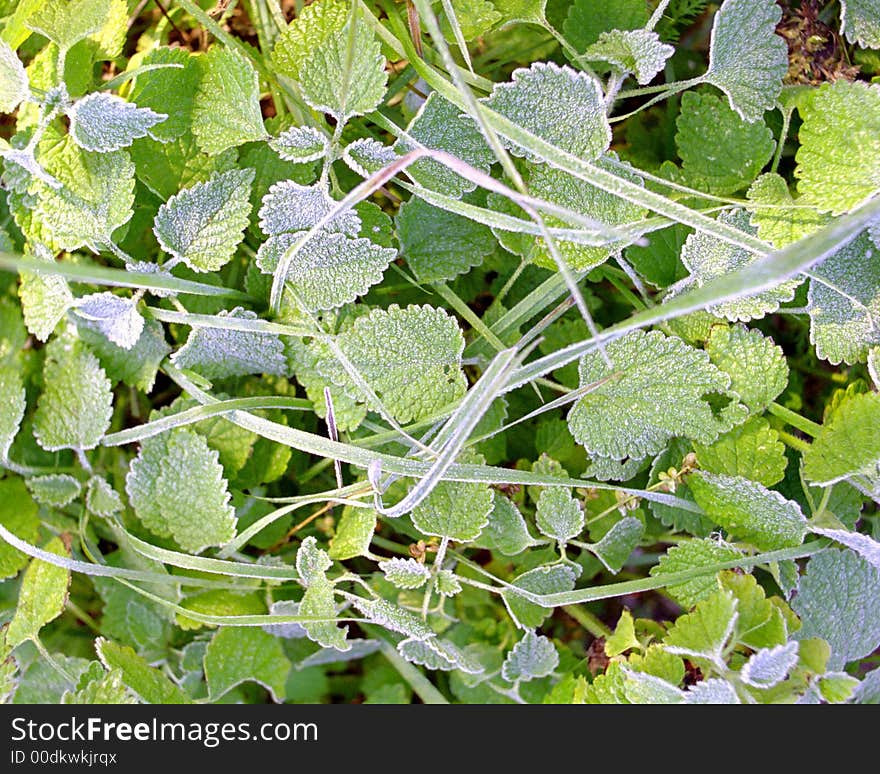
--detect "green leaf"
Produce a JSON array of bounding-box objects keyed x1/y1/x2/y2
[
  {"x1": 586, "y1": 30, "x2": 674, "y2": 86},
  {"x1": 67, "y1": 93, "x2": 167, "y2": 153},
  {"x1": 705, "y1": 324, "x2": 788, "y2": 413},
  {"x1": 562, "y1": 0, "x2": 648, "y2": 53},
  {"x1": 664, "y1": 589, "x2": 738, "y2": 668},
  {"x1": 320, "y1": 304, "x2": 467, "y2": 424},
  {"x1": 680, "y1": 209, "x2": 799, "y2": 321},
  {"x1": 746, "y1": 173, "x2": 828, "y2": 248},
  {"x1": 300, "y1": 577, "x2": 349, "y2": 651},
  {"x1": 0, "y1": 368, "x2": 25, "y2": 462},
  {"x1": 126, "y1": 47, "x2": 199, "y2": 142},
  {"x1": 568, "y1": 329, "x2": 746, "y2": 461},
  {"x1": 27, "y1": 0, "x2": 110, "y2": 54},
  {"x1": 440, "y1": 0, "x2": 501, "y2": 41},
  {"x1": 62, "y1": 664, "x2": 135, "y2": 704},
  {"x1": 397, "y1": 195, "x2": 497, "y2": 284},
  {"x1": 296, "y1": 537, "x2": 333, "y2": 587},
  {"x1": 690, "y1": 471, "x2": 807, "y2": 550},
  {"x1": 478, "y1": 491, "x2": 540, "y2": 556},
  {"x1": 73, "y1": 292, "x2": 144, "y2": 350},
  {"x1": 78, "y1": 316, "x2": 170, "y2": 392},
  {"x1": 0, "y1": 478, "x2": 40, "y2": 580},
  {"x1": 535, "y1": 487, "x2": 583, "y2": 546},
  {"x1": 33, "y1": 335, "x2": 113, "y2": 452},
  {"x1": 793, "y1": 549, "x2": 880, "y2": 669},
  {"x1": 96, "y1": 638, "x2": 192, "y2": 704},
  {"x1": 191, "y1": 47, "x2": 266, "y2": 155},
  {"x1": 411, "y1": 476, "x2": 494, "y2": 542},
  {"x1": 695, "y1": 416, "x2": 787, "y2": 486},
  {"x1": 170, "y1": 307, "x2": 287, "y2": 379},
  {"x1": 352, "y1": 597, "x2": 435, "y2": 641},
  {"x1": 272, "y1": 0, "x2": 387, "y2": 123},
  {"x1": 803, "y1": 391, "x2": 880, "y2": 486},
  {"x1": 589, "y1": 516, "x2": 644, "y2": 573},
  {"x1": 675, "y1": 91, "x2": 776, "y2": 196},
  {"x1": 704, "y1": 0, "x2": 787, "y2": 121},
  {"x1": 501, "y1": 631, "x2": 558, "y2": 682},
  {"x1": 740, "y1": 641, "x2": 799, "y2": 688},
  {"x1": 623, "y1": 671, "x2": 685, "y2": 704},
  {"x1": 380, "y1": 557, "x2": 431, "y2": 589},
  {"x1": 807, "y1": 232, "x2": 880, "y2": 366},
  {"x1": 269, "y1": 125, "x2": 328, "y2": 163},
  {"x1": 719, "y1": 570, "x2": 789, "y2": 650},
  {"x1": 153, "y1": 429, "x2": 236, "y2": 553},
  {"x1": 818, "y1": 672, "x2": 860, "y2": 703},
  {"x1": 811, "y1": 529, "x2": 880, "y2": 572},
  {"x1": 651, "y1": 538, "x2": 744, "y2": 608},
  {"x1": 85, "y1": 476, "x2": 123, "y2": 517},
  {"x1": 153, "y1": 168, "x2": 254, "y2": 273},
  {"x1": 0, "y1": 39, "x2": 28, "y2": 113},
  {"x1": 204, "y1": 627, "x2": 290, "y2": 702},
  {"x1": 840, "y1": 0, "x2": 880, "y2": 48},
  {"x1": 258, "y1": 180, "x2": 359, "y2": 238},
  {"x1": 18, "y1": 259, "x2": 73, "y2": 342},
  {"x1": 795, "y1": 81, "x2": 880, "y2": 215},
  {"x1": 684, "y1": 677, "x2": 740, "y2": 704},
  {"x1": 25, "y1": 474, "x2": 81, "y2": 507},
  {"x1": 605, "y1": 609, "x2": 640, "y2": 657},
  {"x1": 7, "y1": 536, "x2": 71, "y2": 649},
  {"x1": 396, "y1": 92, "x2": 494, "y2": 198},
  {"x1": 502, "y1": 564, "x2": 576, "y2": 628},
  {"x1": 482, "y1": 62, "x2": 611, "y2": 162}
]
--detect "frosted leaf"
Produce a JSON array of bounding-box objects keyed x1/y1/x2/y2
[
  {"x1": 395, "y1": 92, "x2": 494, "y2": 198},
  {"x1": 793, "y1": 549, "x2": 880, "y2": 669},
  {"x1": 435, "y1": 569, "x2": 462, "y2": 596},
  {"x1": 19, "y1": 261, "x2": 73, "y2": 342},
  {"x1": 126, "y1": 434, "x2": 173, "y2": 538},
  {"x1": 397, "y1": 196, "x2": 496, "y2": 284},
  {"x1": 154, "y1": 429, "x2": 236, "y2": 553},
  {"x1": 568, "y1": 330, "x2": 746, "y2": 461},
  {"x1": 746, "y1": 173, "x2": 828, "y2": 248},
  {"x1": 319, "y1": 304, "x2": 467, "y2": 424},
  {"x1": 0, "y1": 40, "x2": 28, "y2": 113},
  {"x1": 296, "y1": 536, "x2": 333, "y2": 587},
  {"x1": 804, "y1": 392, "x2": 880, "y2": 486},
  {"x1": 689, "y1": 471, "x2": 807, "y2": 551},
  {"x1": 204, "y1": 628, "x2": 290, "y2": 702},
  {"x1": 85, "y1": 476, "x2": 123, "y2": 518},
  {"x1": 398, "y1": 638, "x2": 457, "y2": 671},
  {"x1": 272, "y1": 0, "x2": 387, "y2": 123},
  {"x1": 684, "y1": 678, "x2": 741, "y2": 704},
  {"x1": 665, "y1": 590, "x2": 738, "y2": 666},
  {"x1": 795, "y1": 81, "x2": 880, "y2": 215},
  {"x1": 501, "y1": 631, "x2": 559, "y2": 683},
  {"x1": 812, "y1": 529, "x2": 880, "y2": 572},
  {"x1": 589, "y1": 516, "x2": 644, "y2": 573},
  {"x1": 34, "y1": 336, "x2": 112, "y2": 452},
  {"x1": 342, "y1": 138, "x2": 398, "y2": 177},
  {"x1": 623, "y1": 671, "x2": 685, "y2": 704},
  {"x1": 269, "y1": 126, "x2": 328, "y2": 163},
  {"x1": 854, "y1": 668, "x2": 880, "y2": 704},
  {"x1": 27, "y1": 0, "x2": 111, "y2": 53},
  {"x1": 694, "y1": 416, "x2": 788, "y2": 487},
  {"x1": 680, "y1": 209, "x2": 799, "y2": 322},
  {"x1": 586, "y1": 29, "x2": 674, "y2": 85},
  {"x1": 502, "y1": 564, "x2": 577, "y2": 629},
  {"x1": 675, "y1": 92, "x2": 776, "y2": 196},
  {"x1": 297, "y1": 639, "x2": 381, "y2": 669},
  {"x1": 67, "y1": 93, "x2": 167, "y2": 153},
  {"x1": 125, "y1": 46, "x2": 198, "y2": 142},
  {"x1": 1, "y1": 146, "x2": 60, "y2": 189},
  {"x1": 351, "y1": 597, "x2": 435, "y2": 641},
  {"x1": 78, "y1": 316, "x2": 169, "y2": 392},
  {"x1": 0, "y1": 369, "x2": 25, "y2": 461},
  {"x1": 807, "y1": 232, "x2": 880, "y2": 365},
  {"x1": 482, "y1": 62, "x2": 611, "y2": 162},
  {"x1": 73, "y1": 292, "x2": 144, "y2": 350},
  {"x1": 410, "y1": 477, "x2": 494, "y2": 542},
  {"x1": 705, "y1": 0, "x2": 788, "y2": 121},
  {"x1": 328, "y1": 507, "x2": 376, "y2": 560},
  {"x1": 25, "y1": 474, "x2": 81, "y2": 507},
  {"x1": 153, "y1": 168, "x2": 254, "y2": 273},
  {"x1": 870, "y1": 346, "x2": 880, "y2": 389},
  {"x1": 535, "y1": 487, "x2": 583, "y2": 546},
  {"x1": 705, "y1": 324, "x2": 788, "y2": 413},
  {"x1": 650, "y1": 539, "x2": 744, "y2": 608},
  {"x1": 741, "y1": 641, "x2": 799, "y2": 688},
  {"x1": 479, "y1": 492, "x2": 540, "y2": 556},
  {"x1": 192, "y1": 47, "x2": 266, "y2": 155},
  {"x1": 262, "y1": 600, "x2": 307, "y2": 639},
  {"x1": 256, "y1": 230, "x2": 395, "y2": 312},
  {"x1": 170, "y1": 307, "x2": 287, "y2": 380},
  {"x1": 258, "y1": 180, "x2": 360, "y2": 237},
  {"x1": 840, "y1": 0, "x2": 880, "y2": 48},
  {"x1": 379, "y1": 557, "x2": 431, "y2": 590}
]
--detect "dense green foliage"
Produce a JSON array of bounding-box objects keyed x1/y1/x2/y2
[{"x1": 0, "y1": 0, "x2": 879, "y2": 705}]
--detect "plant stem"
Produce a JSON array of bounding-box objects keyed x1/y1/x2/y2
[
  {"x1": 768, "y1": 402, "x2": 822, "y2": 438},
  {"x1": 563, "y1": 604, "x2": 612, "y2": 638}
]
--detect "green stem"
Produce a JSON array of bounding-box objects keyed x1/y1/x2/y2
[
  {"x1": 563, "y1": 604, "x2": 612, "y2": 638},
  {"x1": 375, "y1": 638, "x2": 449, "y2": 704},
  {"x1": 768, "y1": 402, "x2": 822, "y2": 438},
  {"x1": 433, "y1": 282, "x2": 507, "y2": 353},
  {"x1": 777, "y1": 430, "x2": 812, "y2": 454}
]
